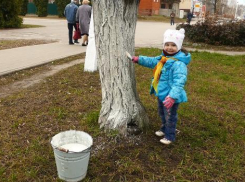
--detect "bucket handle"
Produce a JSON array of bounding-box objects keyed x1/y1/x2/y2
[{"x1": 52, "y1": 145, "x2": 92, "y2": 153}]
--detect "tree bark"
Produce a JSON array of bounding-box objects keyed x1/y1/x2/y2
[{"x1": 93, "y1": 0, "x2": 149, "y2": 135}]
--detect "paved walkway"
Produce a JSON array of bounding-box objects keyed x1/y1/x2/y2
[
  {"x1": 0, "y1": 17, "x2": 244, "y2": 76},
  {"x1": 0, "y1": 18, "x2": 85, "y2": 76}
]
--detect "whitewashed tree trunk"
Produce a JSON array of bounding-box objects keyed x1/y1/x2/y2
[
  {"x1": 84, "y1": 10, "x2": 97, "y2": 72},
  {"x1": 93, "y1": 0, "x2": 149, "y2": 135}
]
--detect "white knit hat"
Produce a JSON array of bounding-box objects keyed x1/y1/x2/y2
[{"x1": 163, "y1": 28, "x2": 185, "y2": 51}]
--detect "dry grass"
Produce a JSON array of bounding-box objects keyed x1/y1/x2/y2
[
  {"x1": 0, "y1": 48, "x2": 244, "y2": 181},
  {"x1": 138, "y1": 14, "x2": 186, "y2": 23},
  {"x1": 0, "y1": 39, "x2": 57, "y2": 50}
]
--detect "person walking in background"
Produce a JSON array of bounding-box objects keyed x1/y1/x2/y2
[
  {"x1": 170, "y1": 11, "x2": 175, "y2": 25},
  {"x1": 187, "y1": 11, "x2": 193, "y2": 24},
  {"x1": 76, "y1": 0, "x2": 91, "y2": 46},
  {"x1": 64, "y1": 0, "x2": 79, "y2": 45},
  {"x1": 131, "y1": 29, "x2": 191, "y2": 145}
]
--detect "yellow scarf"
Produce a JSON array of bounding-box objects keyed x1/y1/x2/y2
[{"x1": 152, "y1": 56, "x2": 177, "y2": 93}]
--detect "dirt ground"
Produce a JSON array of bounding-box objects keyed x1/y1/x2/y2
[{"x1": 0, "y1": 59, "x2": 83, "y2": 98}]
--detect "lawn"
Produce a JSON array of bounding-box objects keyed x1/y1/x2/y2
[
  {"x1": 0, "y1": 48, "x2": 244, "y2": 181},
  {"x1": 138, "y1": 14, "x2": 186, "y2": 24},
  {"x1": 0, "y1": 39, "x2": 56, "y2": 51}
]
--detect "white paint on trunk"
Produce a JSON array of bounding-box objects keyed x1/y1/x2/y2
[
  {"x1": 93, "y1": 0, "x2": 149, "y2": 134},
  {"x1": 84, "y1": 10, "x2": 97, "y2": 72}
]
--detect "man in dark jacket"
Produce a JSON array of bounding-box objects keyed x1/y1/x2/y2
[
  {"x1": 170, "y1": 11, "x2": 175, "y2": 25},
  {"x1": 187, "y1": 11, "x2": 193, "y2": 24},
  {"x1": 64, "y1": 0, "x2": 78, "y2": 45}
]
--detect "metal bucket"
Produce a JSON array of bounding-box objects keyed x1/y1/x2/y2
[{"x1": 50, "y1": 130, "x2": 93, "y2": 182}]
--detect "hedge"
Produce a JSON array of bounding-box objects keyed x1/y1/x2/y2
[
  {"x1": 0, "y1": 0, "x2": 23, "y2": 28},
  {"x1": 177, "y1": 17, "x2": 245, "y2": 46},
  {"x1": 34, "y1": 0, "x2": 49, "y2": 17}
]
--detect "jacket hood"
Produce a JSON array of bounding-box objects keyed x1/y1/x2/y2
[{"x1": 162, "y1": 51, "x2": 191, "y2": 65}]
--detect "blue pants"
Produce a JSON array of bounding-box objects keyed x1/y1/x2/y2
[{"x1": 158, "y1": 98, "x2": 179, "y2": 141}]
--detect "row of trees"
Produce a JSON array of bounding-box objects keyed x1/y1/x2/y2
[
  {"x1": 56, "y1": 0, "x2": 71, "y2": 17},
  {"x1": 33, "y1": 0, "x2": 49, "y2": 17},
  {"x1": 32, "y1": 0, "x2": 72, "y2": 17},
  {"x1": 23, "y1": 0, "x2": 70, "y2": 17},
  {"x1": 32, "y1": 0, "x2": 92, "y2": 17},
  {"x1": 20, "y1": 0, "x2": 28, "y2": 16}
]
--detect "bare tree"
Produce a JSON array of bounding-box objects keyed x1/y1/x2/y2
[
  {"x1": 217, "y1": 0, "x2": 228, "y2": 15},
  {"x1": 205, "y1": 0, "x2": 221, "y2": 14},
  {"x1": 214, "y1": 0, "x2": 220, "y2": 13},
  {"x1": 237, "y1": 5, "x2": 245, "y2": 18},
  {"x1": 92, "y1": 0, "x2": 149, "y2": 135}
]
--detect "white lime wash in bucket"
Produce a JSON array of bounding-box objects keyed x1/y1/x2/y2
[{"x1": 60, "y1": 143, "x2": 88, "y2": 153}]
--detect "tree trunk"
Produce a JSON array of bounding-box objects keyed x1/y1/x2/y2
[{"x1": 93, "y1": 0, "x2": 149, "y2": 135}]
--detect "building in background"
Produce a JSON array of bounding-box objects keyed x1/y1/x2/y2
[
  {"x1": 138, "y1": 0, "x2": 161, "y2": 15},
  {"x1": 27, "y1": 0, "x2": 194, "y2": 18},
  {"x1": 179, "y1": 0, "x2": 192, "y2": 17},
  {"x1": 179, "y1": 0, "x2": 192, "y2": 12},
  {"x1": 139, "y1": 0, "x2": 182, "y2": 17}
]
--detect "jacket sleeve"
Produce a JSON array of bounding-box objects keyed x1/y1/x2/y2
[
  {"x1": 138, "y1": 55, "x2": 162, "y2": 69},
  {"x1": 168, "y1": 61, "x2": 187, "y2": 102}
]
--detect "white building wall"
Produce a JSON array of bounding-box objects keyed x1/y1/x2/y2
[
  {"x1": 159, "y1": 3, "x2": 180, "y2": 17},
  {"x1": 179, "y1": 0, "x2": 191, "y2": 10}
]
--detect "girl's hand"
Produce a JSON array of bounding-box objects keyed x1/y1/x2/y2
[
  {"x1": 132, "y1": 56, "x2": 139, "y2": 63},
  {"x1": 163, "y1": 96, "x2": 175, "y2": 109}
]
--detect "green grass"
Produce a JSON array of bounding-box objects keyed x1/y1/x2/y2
[
  {"x1": 0, "y1": 24, "x2": 44, "y2": 29},
  {"x1": 20, "y1": 24, "x2": 44, "y2": 28},
  {"x1": 0, "y1": 48, "x2": 244, "y2": 181},
  {"x1": 0, "y1": 39, "x2": 57, "y2": 51},
  {"x1": 138, "y1": 15, "x2": 186, "y2": 23}
]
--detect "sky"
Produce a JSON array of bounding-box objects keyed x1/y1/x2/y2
[
  {"x1": 228, "y1": 0, "x2": 245, "y2": 5},
  {"x1": 238, "y1": 0, "x2": 245, "y2": 5}
]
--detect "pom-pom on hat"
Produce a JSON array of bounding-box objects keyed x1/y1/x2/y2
[{"x1": 163, "y1": 28, "x2": 185, "y2": 51}]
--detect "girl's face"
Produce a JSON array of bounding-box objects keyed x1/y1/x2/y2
[{"x1": 164, "y1": 42, "x2": 178, "y2": 54}]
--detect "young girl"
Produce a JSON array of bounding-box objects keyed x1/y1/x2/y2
[{"x1": 132, "y1": 28, "x2": 191, "y2": 145}]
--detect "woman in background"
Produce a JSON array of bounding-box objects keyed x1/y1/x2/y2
[{"x1": 76, "y1": 0, "x2": 92, "y2": 46}]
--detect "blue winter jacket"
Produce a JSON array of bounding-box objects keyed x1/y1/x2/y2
[
  {"x1": 64, "y1": 2, "x2": 78, "y2": 23},
  {"x1": 138, "y1": 51, "x2": 191, "y2": 103}
]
